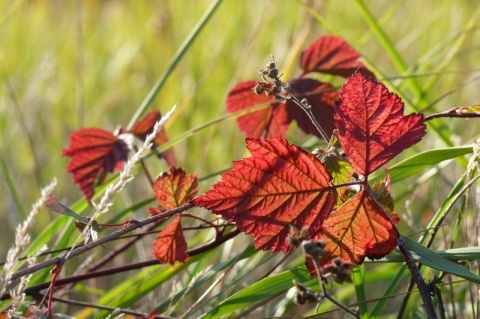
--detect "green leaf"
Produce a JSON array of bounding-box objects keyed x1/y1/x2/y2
[
  {"x1": 199, "y1": 267, "x2": 311, "y2": 319},
  {"x1": 369, "y1": 146, "x2": 473, "y2": 183},
  {"x1": 403, "y1": 235, "x2": 480, "y2": 284}
]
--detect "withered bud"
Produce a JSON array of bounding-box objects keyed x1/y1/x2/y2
[
  {"x1": 323, "y1": 257, "x2": 357, "y2": 283},
  {"x1": 287, "y1": 225, "x2": 311, "y2": 248},
  {"x1": 302, "y1": 239, "x2": 325, "y2": 259},
  {"x1": 292, "y1": 281, "x2": 318, "y2": 305}
]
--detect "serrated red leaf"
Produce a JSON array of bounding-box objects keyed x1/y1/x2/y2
[
  {"x1": 193, "y1": 137, "x2": 337, "y2": 252},
  {"x1": 152, "y1": 216, "x2": 188, "y2": 264},
  {"x1": 130, "y1": 111, "x2": 177, "y2": 166},
  {"x1": 317, "y1": 190, "x2": 398, "y2": 266},
  {"x1": 300, "y1": 35, "x2": 373, "y2": 77},
  {"x1": 334, "y1": 71, "x2": 426, "y2": 176},
  {"x1": 226, "y1": 80, "x2": 290, "y2": 138},
  {"x1": 62, "y1": 128, "x2": 130, "y2": 201},
  {"x1": 286, "y1": 78, "x2": 338, "y2": 138},
  {"x1": 152, "y1": 167, "x2": 198, "y2": 211}
]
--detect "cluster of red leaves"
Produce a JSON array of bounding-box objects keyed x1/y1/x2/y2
[
  {"x1": 194, "y1": 58, "x2": 426, "y2": 267},
  {"x1": 62, "y1": 111, "x2": 175, "y2": 201},
  {"x1": 226, "y1": 35, "x2": 372, "y2": 139},
  {"x1": 149, "y1": 167, "x2": 198, "y2": 264}
]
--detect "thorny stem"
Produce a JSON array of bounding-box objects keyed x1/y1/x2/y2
[{"x1": 311, "y1": 258, "x2": 359, "y2": 318}]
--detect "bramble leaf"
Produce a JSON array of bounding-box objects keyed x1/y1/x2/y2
[
  {"x1": 300, "y1": 35, "x2": 373, "y2": 77},
  {"x1": 286, "y1": 78, "x2": 338, "y2": 138},
  {"x1": 62, "y1": 128, "x2": 130, "y2": 201},
  {"x1": 317, "y1": 190, "x2": 398, "y2": 266},
  {"x1": 193, "y1": 137, "x2": 337, "y2": 252},
  {"x1": 152, "y1": 166, "x2": 198, "y2": 211},
  {"x1": 226, "y1": 80, "x2": 289, "y2": 138},
  {"x1": 334, "y1": 71, "x2": 426, "y2": 176},
  {"x1": 130, "y1": 111, "x2": 177, "y2": 166},
  {"x1": 152, "y1": 216, "x2": 188, "y2": 264}
]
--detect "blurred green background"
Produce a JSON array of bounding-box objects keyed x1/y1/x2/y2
[{"x1": 1, "y1": 1, "x2": 480, "y2": 316}]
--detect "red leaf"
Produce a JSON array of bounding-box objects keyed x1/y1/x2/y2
[
  {"x1": 334, "y1": 71, "x2": 426, "y2": 176},
  {"x1": 152, "y1": 216, "x2": 188, "y2": 264},
  {"x1": 152, "y1": 167, "x2": 198, "y2": 211},
  {"x1": 62, "y1": 128, "x2": 130, "y2": 201},
  {"x1": 193, "y1": 137, "x2": 337, "y2": 252},
  {"x1": 286, "y1": 78, "x2": 338, "y2": 138},
  {"x1": 317, "y1": 190, "x2": 398, "y2": 266},
  {"x1": 226, "y1": 80, "x2": 290, "y2": 138},
  {"x1": 130, "y1": 111, "x2": 177, "y2": 166},
  {"x1": 300, "y1": 36, "x2": 373, "y2": 77}
]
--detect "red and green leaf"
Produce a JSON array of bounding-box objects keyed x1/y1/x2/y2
[
  {"x1": 193, "y1": 137, "x2": 337, "y2": 252},
  {"x1": 317, "y1": 190, "x2": 398, "y2": 266},
  {"x1": 62, "y1": 128, "x2": 130, "y2": 201},
  {"x1": 300, "y1": 35, "x2": 373, "y2": 77},
  {"x1": 152, "y1": 216, "x2": 188, "y2": 264},
  {"x1": 130, "y1": 111, "x2": 177, "y2": 166},
  {"x1": 152, "y1": 166, "x2": 198, "y2": 211},
  {"x1": 334, "y1": 71, "x2": 426, "y2": 176}
]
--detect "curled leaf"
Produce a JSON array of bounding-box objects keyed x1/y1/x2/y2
[{"x1": 62, "y1": 128, "x2": 130, "y2": 201}]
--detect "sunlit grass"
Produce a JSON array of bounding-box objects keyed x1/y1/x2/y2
[{"x1": 1, "y1": 1, "x2": 480, "y2": 317}]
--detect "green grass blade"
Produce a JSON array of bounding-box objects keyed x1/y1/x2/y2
[
  {"x1": 0, "y1": 156, "x2": 26, "y2": 218},
  {"x1": 78, "y1": 255, "x2": 203, "y2": 318},
  {"x1": 369, "y1": 146, "x2": 473, "y2": 183},
  {"x1": 127, "y1": 0, "x2": 224, "y2": 129},
  {"x1": 352, "y1": 264, "x2": 369, "y2": 318},
  {"x1": 154, "y1": 246, "x2": 257, "y2": 314},
  {"x1": 403, "y1": 235, "x2": 480, "y2": 284},
  {"x1": 199, "y1": 267, "x2": 311, "y2": 319}
]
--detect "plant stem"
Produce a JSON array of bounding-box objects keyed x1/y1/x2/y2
[{"x1": 396, "y1": 233, "x2": 438, "y2": 318}]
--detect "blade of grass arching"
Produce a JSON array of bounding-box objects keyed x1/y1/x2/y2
[
  {"x1": 352, "y1": 264, "x2": 369, "y2": 318},
  {"x1": 155, "y1": 102, "x2": 270, "y2": 154},
  {"x1": 403, "y1": 235, "x2": 480, "y2": 284},
  {"x1": 76, "y1": 254, "x2": 203, "y2": 319},
  {"x1": 199, "y1": 267, "x2": 311, "y2": 319},
  {"x1": 370, "y1": 247, "x2": 480, "y2": 263},
  {"x1": 126, "y1": 0, "x2": 224, "y2": 130},
  {"x1": 300, "y1": 3, "x2": 339, "y2": 35},
  {"x1": 0, "y1": 156, "x2": 26, "y2": 218},
  {"x1": 419, "y1": 174, "x2": 479, "y2": 245},
  {"x1": 369, "y1": 146, "x2": 473, "y2": 183}
]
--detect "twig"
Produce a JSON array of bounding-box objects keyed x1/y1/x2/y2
[{"x1": 424, "y1": 109, "x2": 480, "y2": 121}]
